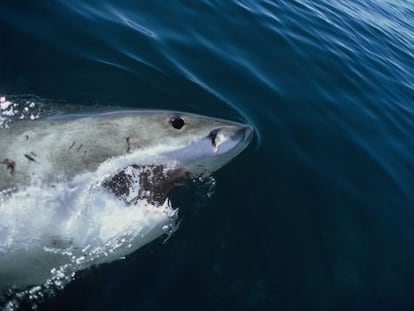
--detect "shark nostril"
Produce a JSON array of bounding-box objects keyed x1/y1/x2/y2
[{"x1": 208, "y1": 129, "x2": 219, "y2": 147}]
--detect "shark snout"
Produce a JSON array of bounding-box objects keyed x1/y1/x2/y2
[
  {"x1": 161, "y1": 120, "x2": 253, "y2": 175},
  {"x1": 208, "y1": 124, "x2": 254, "y2": 154},
  {"x1": 238, "y1": 125, "x2": 254, "y2": 143}
]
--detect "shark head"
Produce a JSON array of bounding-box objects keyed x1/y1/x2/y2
[
  {"x1": 116, "y1": 111, "x2": 254, "y2": 175},
  {"x1": 1, "y1": 109, "x2": 254, "y2": 189},
  {"x1": 89, "y1": 110, "x2": 254, "y2": 202}
]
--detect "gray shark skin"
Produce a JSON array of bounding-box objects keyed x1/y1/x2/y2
[{"x1": 0, "y1": 110, "x2": 253, "y2": 190}]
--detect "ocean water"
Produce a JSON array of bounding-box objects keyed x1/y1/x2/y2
[{"x1": 1, "y1": 0, "x2": 414, "y2": 310}]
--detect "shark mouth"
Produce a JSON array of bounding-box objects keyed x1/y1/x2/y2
[{"x1": 102, "y1": 165, "x2": 191, "y2": 206}]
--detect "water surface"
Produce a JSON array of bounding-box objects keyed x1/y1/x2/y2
[{"x1": 1, "y1": 0, "x2": 414, "y2": 310}]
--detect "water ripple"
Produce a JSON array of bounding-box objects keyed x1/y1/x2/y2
[{"x1": 1, "y1": 0, "x2": 414, "y2": 308}]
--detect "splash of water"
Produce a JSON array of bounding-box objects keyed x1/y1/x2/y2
[
  {"x1": 0, "y1": 96, "x2": 40, "y2": 128},
  {"x1": 0, "y1": 159, "x2": 180, "y2": 308}
]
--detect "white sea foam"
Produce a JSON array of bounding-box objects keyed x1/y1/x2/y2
[
  {"x1": 0, "y1": 95, "x2": 40, "y2": 128},
  {"x1": 0, "y1": 159, "x2": 179, "y2": 282},
  {"x1": 0, "y1": 159, "x2": 180, "y2": 310}
]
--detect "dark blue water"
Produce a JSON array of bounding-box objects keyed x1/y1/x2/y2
[{"x1": 1, "y1": 0, "x2": 414, "y2": 310}]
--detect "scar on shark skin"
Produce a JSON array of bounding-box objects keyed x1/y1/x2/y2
[
  {"x1": 69, "y1": 141, "x2": 86, "y2": 154},
  {"x1": 1, "y1": 159, "x2": 16, "y2": 175},
  {"x1": 68, "y1": 141, "x2": 76, "y2": 150},
  {"x1": 76, "y1": 144, "x2": 83, "y2": 153},
  {"x1": 126, "y1": 137, "x2": 141, "y2": 153},
  {"x1": 24, "y1": 154, "x2": 38, "y2": 163},
  {"x1": 126, "y1": 137, "x2": 132, "y2": 153}
]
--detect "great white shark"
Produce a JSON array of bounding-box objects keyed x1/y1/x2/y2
[{"x1": 0, "y1": 110, "x2": 253, "y2": 288}]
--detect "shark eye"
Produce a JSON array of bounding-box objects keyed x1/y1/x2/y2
[{"x1": 170, "y1": 116, "x2": 185, "y2": 130}]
